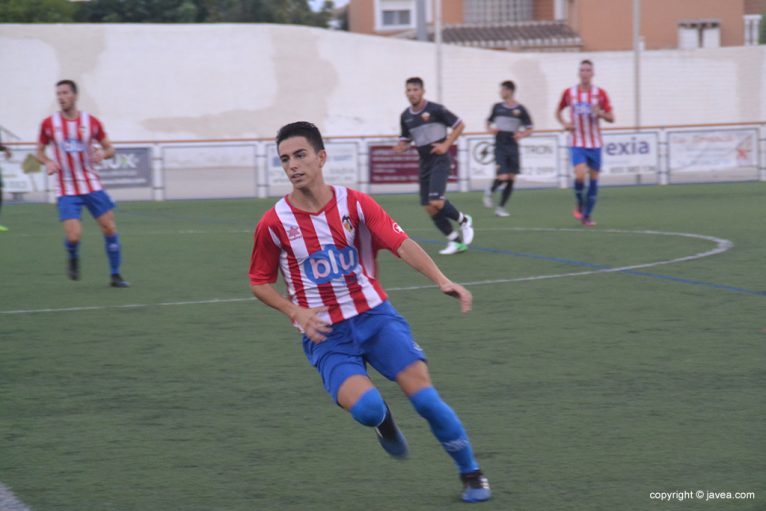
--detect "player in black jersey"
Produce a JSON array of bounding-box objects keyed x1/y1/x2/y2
[
  {"x1": 394, "y1": 77, "x2": 474, "y2": 255},
  {"x1": 483, "y1": 81, "x2": 533, "y2": 217}
]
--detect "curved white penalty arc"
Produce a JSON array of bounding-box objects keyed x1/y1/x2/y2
[{"x1": 0, "y1": 228, "x2": 736, "y2": 315}]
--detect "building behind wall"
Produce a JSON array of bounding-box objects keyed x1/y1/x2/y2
[{"x1": 348, "y1": 0, "x2": 766, "y2": 51}]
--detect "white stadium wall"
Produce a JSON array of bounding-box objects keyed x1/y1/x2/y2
[{"x1": 1, "y1": 23, "x2": 765, "y2": 142}]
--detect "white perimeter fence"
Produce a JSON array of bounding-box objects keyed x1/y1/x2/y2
[{"x1": 2, "y1": 122, "x2": 764, "y2": 203}]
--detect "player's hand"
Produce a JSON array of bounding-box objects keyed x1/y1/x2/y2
[
  {"x1": 392, "y1": 141, "x2": 411, "y2": 153},
  {"x1": 3, "y1": 148, "x2": 11, "y2": 160},
  {"x1": 430, "y1": 142, "x2": 449, "y2": 155},
  {"x1": 488, "y1": 127, "x2": 499, "y2": 135},
  {"x1": 293, "y1": 306, "x2": 332, "y2": 343},
  {"x1": 45, "y1": 160, "x2": 61, "y2": 175},
  {"x1": 592, "y1": 104, "x2": 602, "y2": 118},
  {"x1": 562, "y1": 122, "x2": 574, "y2": 132},
  {"x1": 439, "y1": 281, "x2": 472, "y2": 313},
  {"x1": 513, "y1": 132, "x2": 524, "y2": 142},
  {"x1": 90, "y1": 146, "x2": 105, "y2": 164}
]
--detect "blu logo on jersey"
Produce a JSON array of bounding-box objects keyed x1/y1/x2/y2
[
  {"x1": 304, "y1": 245, "x2": 359, "y2": 284},
  {"x1": 63, "y1": 139, "x2": 86, "y2": 153}
]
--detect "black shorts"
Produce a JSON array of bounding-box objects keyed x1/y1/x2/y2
[
  {"x1": 496, "y1": 143, "x2": 520, "y2": 175},
  {"x1": 418, "y1": 156, "x2": 452, "y2": 205}
]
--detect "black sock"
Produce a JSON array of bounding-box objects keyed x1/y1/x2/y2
[
  {"x1": 500, "y1": 180, "x2": 514, "y2": 207},
  {"x1": 376, "y1": 404, "x2": 399, "y2": 439},
  {"x1": 432, "y1": 210, "x2": 454, "y2": 236},
  {"x1": 490, "y1": 179, "x2": 502, "y2": 193},
  {"x1": 441, "y1": 200, "x2": 464, "y2": 223}
]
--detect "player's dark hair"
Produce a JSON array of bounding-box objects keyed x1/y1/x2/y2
[
  {"x1": 406, "y1": 77, "x2": 424, "y2": 88},
  {"x1": 276, "y1": 121, "x2": 325, "y2": 153},
  {"x1": 580, "y1": 59, "x2": 594, "y2": 67},
  {"x1": 501, "y1": 80, "x2": 516, "y2": 91},
  {"x1": 56, "y1": 79, "x2": 78, "y2": 94}
]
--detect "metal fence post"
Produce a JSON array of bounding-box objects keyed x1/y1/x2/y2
[
  {"x1": 658, "y1": 128, "x2": 669, "y2": 185},
  {"x1": 759, "y1": 123, "x2": 766, "y2": 182},
  {"x1": 255, "y1": 142, "x2": 268, "y2": 198},
  {"x1": 152, "y1": 143, "x2": 165, "y2": 200},
  {"x1": 458, "y1": 137, "x2": 469, "y2": 193},
  {"x1": 557, "y1": 132, "x2": 568, "y2": 189}
]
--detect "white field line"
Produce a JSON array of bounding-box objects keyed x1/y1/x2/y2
[
  {"x1": 0, "y1": 483, "x2": 32, "y2": 511},
  {"x1": 0, "y1": 228, "x2": 733, "y2": 315}
]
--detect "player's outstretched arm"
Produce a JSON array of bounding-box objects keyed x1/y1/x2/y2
[
  {"x1": 251, "y1": 283, "x2": 331, "y2": 342},
  {"x1": 396, "y1": 238, "x2": 472, "y2": 313}
]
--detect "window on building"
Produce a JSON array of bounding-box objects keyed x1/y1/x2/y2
[
  {"x1": 382, "y1": 9, "x2": 411, "y2": 27},
  {"x1": 464, "y1": 0, "x2": 533, "y2": 24},
  {"x1": 677, "y1": 19, "x2": 720, "y2": 49},
  {"x1": 744, "y1": 14, "x2": 763, "y2": 46}
]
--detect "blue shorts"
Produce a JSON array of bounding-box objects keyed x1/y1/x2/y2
[
  {"x1": 571, "y1": 147, "x2": 602, "y2": 171},
  {"x1": 302, "y1": 300, "x2": 427, "y2": 403},
  {"x1": 57, "y1": 190, "x2": 116, "y2": 222}
]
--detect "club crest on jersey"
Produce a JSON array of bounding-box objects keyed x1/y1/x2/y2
[
  {"x1": 304, "y1": 245, "x2": 359, "y2": 284},
  {"x1": 421, "y1": 112, "x2": 431, "y2": 122},
  {"x1": 392, "y1": 222, "x2": 404, "y2": 234},
  {"x1": 341, "y1": 215, "x2": 353, "y2": 233},
  {"x1": 287, "y1": 225, "x2": 302, "y2": 241},
  {"x1": 512, "y1": 109, "x2": 521, "y2": 116}
]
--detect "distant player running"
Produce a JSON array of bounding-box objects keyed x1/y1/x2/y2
[
  {"x1": 483, "y1": 80, "x2": 533, "y2": 217},
  {"x1": 393, "y1": 77, "x2": 474, "y2": 255},
  {"x1": 35, "y1": 80, "x2": 129, "y2": 287},
  {"x1": 556, "y1": 60, "x2": 614, "y2": 226},
  {"x1": 250, "y1": 122, "x2": 491, "y2": 503}
]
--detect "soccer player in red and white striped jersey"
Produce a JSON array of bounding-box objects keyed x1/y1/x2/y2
[
  {"x1": 249, "y1": 122, "x2": 491, "y2": 502},
  {"x1": 556, "y1": 60, "x2": 615, "y2": 226},
  {"x1": 36, "y1": 80, "x2": 128, "y2": 287}
]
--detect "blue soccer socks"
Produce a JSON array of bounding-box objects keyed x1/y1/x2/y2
[
  {"x1": 409, "y1": 387, "x2": 480, "y2": 475},
  {"x1": 350, "y1": 388, "x2": 387, "y2": 427},
  {"x1": 104, "y1": 233, "x2": 122, "y2": 275},
  {"x1": 574, "y1": 179, "x2": 585, "y2": 212},
  {"x1": 584, "y1": 179, "x2": 599, "y2": 219},
  {"x1": 64, "y1": 239, "x2": 80, "y2": 260}
]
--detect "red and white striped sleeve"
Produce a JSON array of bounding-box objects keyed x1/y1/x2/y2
[
  {"x1": 599, "y1": 88, "x2": 612, "y2": 113},
  {"x1": 90, "y1": 116, "x2": 107, "y2": 142},
  {"x1": 353, "y1": 191, "x2": 409, "y2": 255},
  {"x1": 249, "y1": 209, "x2": 283, "y2": 286}
]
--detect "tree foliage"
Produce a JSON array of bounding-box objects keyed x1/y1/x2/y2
[{"x1": 0, "y1": 0, "x2": 337, "y2": 26}]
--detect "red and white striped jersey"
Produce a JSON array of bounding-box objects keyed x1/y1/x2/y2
[
  {"x1": 39, "y1": 112, "x2": 107, "y2": 197},
  {"x1": 249, "y1": 186, "x2": 409, "y2": 326},
  {"x1": 558, "y1": 85, "x2": 612, "y2": 149}
]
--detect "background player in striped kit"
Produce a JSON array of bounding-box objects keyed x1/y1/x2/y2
[
  {"x1": 393, "y1": 77, "x2": 474, "y2": 255},
  {"x1": 556, "y1": 60, "x2": 614, "y2": 226},
  {"x1": 249, "y1": 122, "x2": 491, "y2": 503},
  {"x1": 35, "y1": 80, "x2": 129, "y2": 287},
  {"x1": 483, "y1": 80, "x2": 534, "y2": 217}
]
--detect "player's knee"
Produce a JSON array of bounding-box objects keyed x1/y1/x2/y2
[
  {"x1": 349, "y1": 387, "x2": 386, "y2": 427},
  {"x1": 429, "y1": 199, "x2": 445, "y2": 210}
]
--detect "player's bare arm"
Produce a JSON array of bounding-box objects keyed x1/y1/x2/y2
[
  {"x1": 556, "y1": 108, "x2": 573, "y2": 131},
  {"x1": 396, "y1": 238, "x2": 472, "y2": 313},
  {"x1": 514, "y1": 127, "x2": 533, "y2": 141},
  {"x1": 431, "y1": 121, "x2": 464, "y2": 155},
  {"x1": 592, "y1": 104, "x2": 615, "y2": 123},
  {"x1": 35, "y1": 141, "x2": 61, "y2": 174},
  {"x1": 251, "y1": 283, "x2": 331, "y2": 342},
  {"x1": 393, "y1": 139, "x2": 412, "y2": 153},
  {"x1": 91, "y1": 136, "x2": 116, "y2": 164},
  {"x1": 486, "y1": 122, "x2": 499, "y2": 135}
]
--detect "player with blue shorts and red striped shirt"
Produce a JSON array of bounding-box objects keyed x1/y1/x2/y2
[
  {"x1": 36, "y1": 80, "x2": 128, "y2": 287},
  {"x1": 556, "y1": 60, "x2": 615, "y2": 226},
  {"x1": 249, "y1": 122, "x2": 491, "y2": 502}
]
